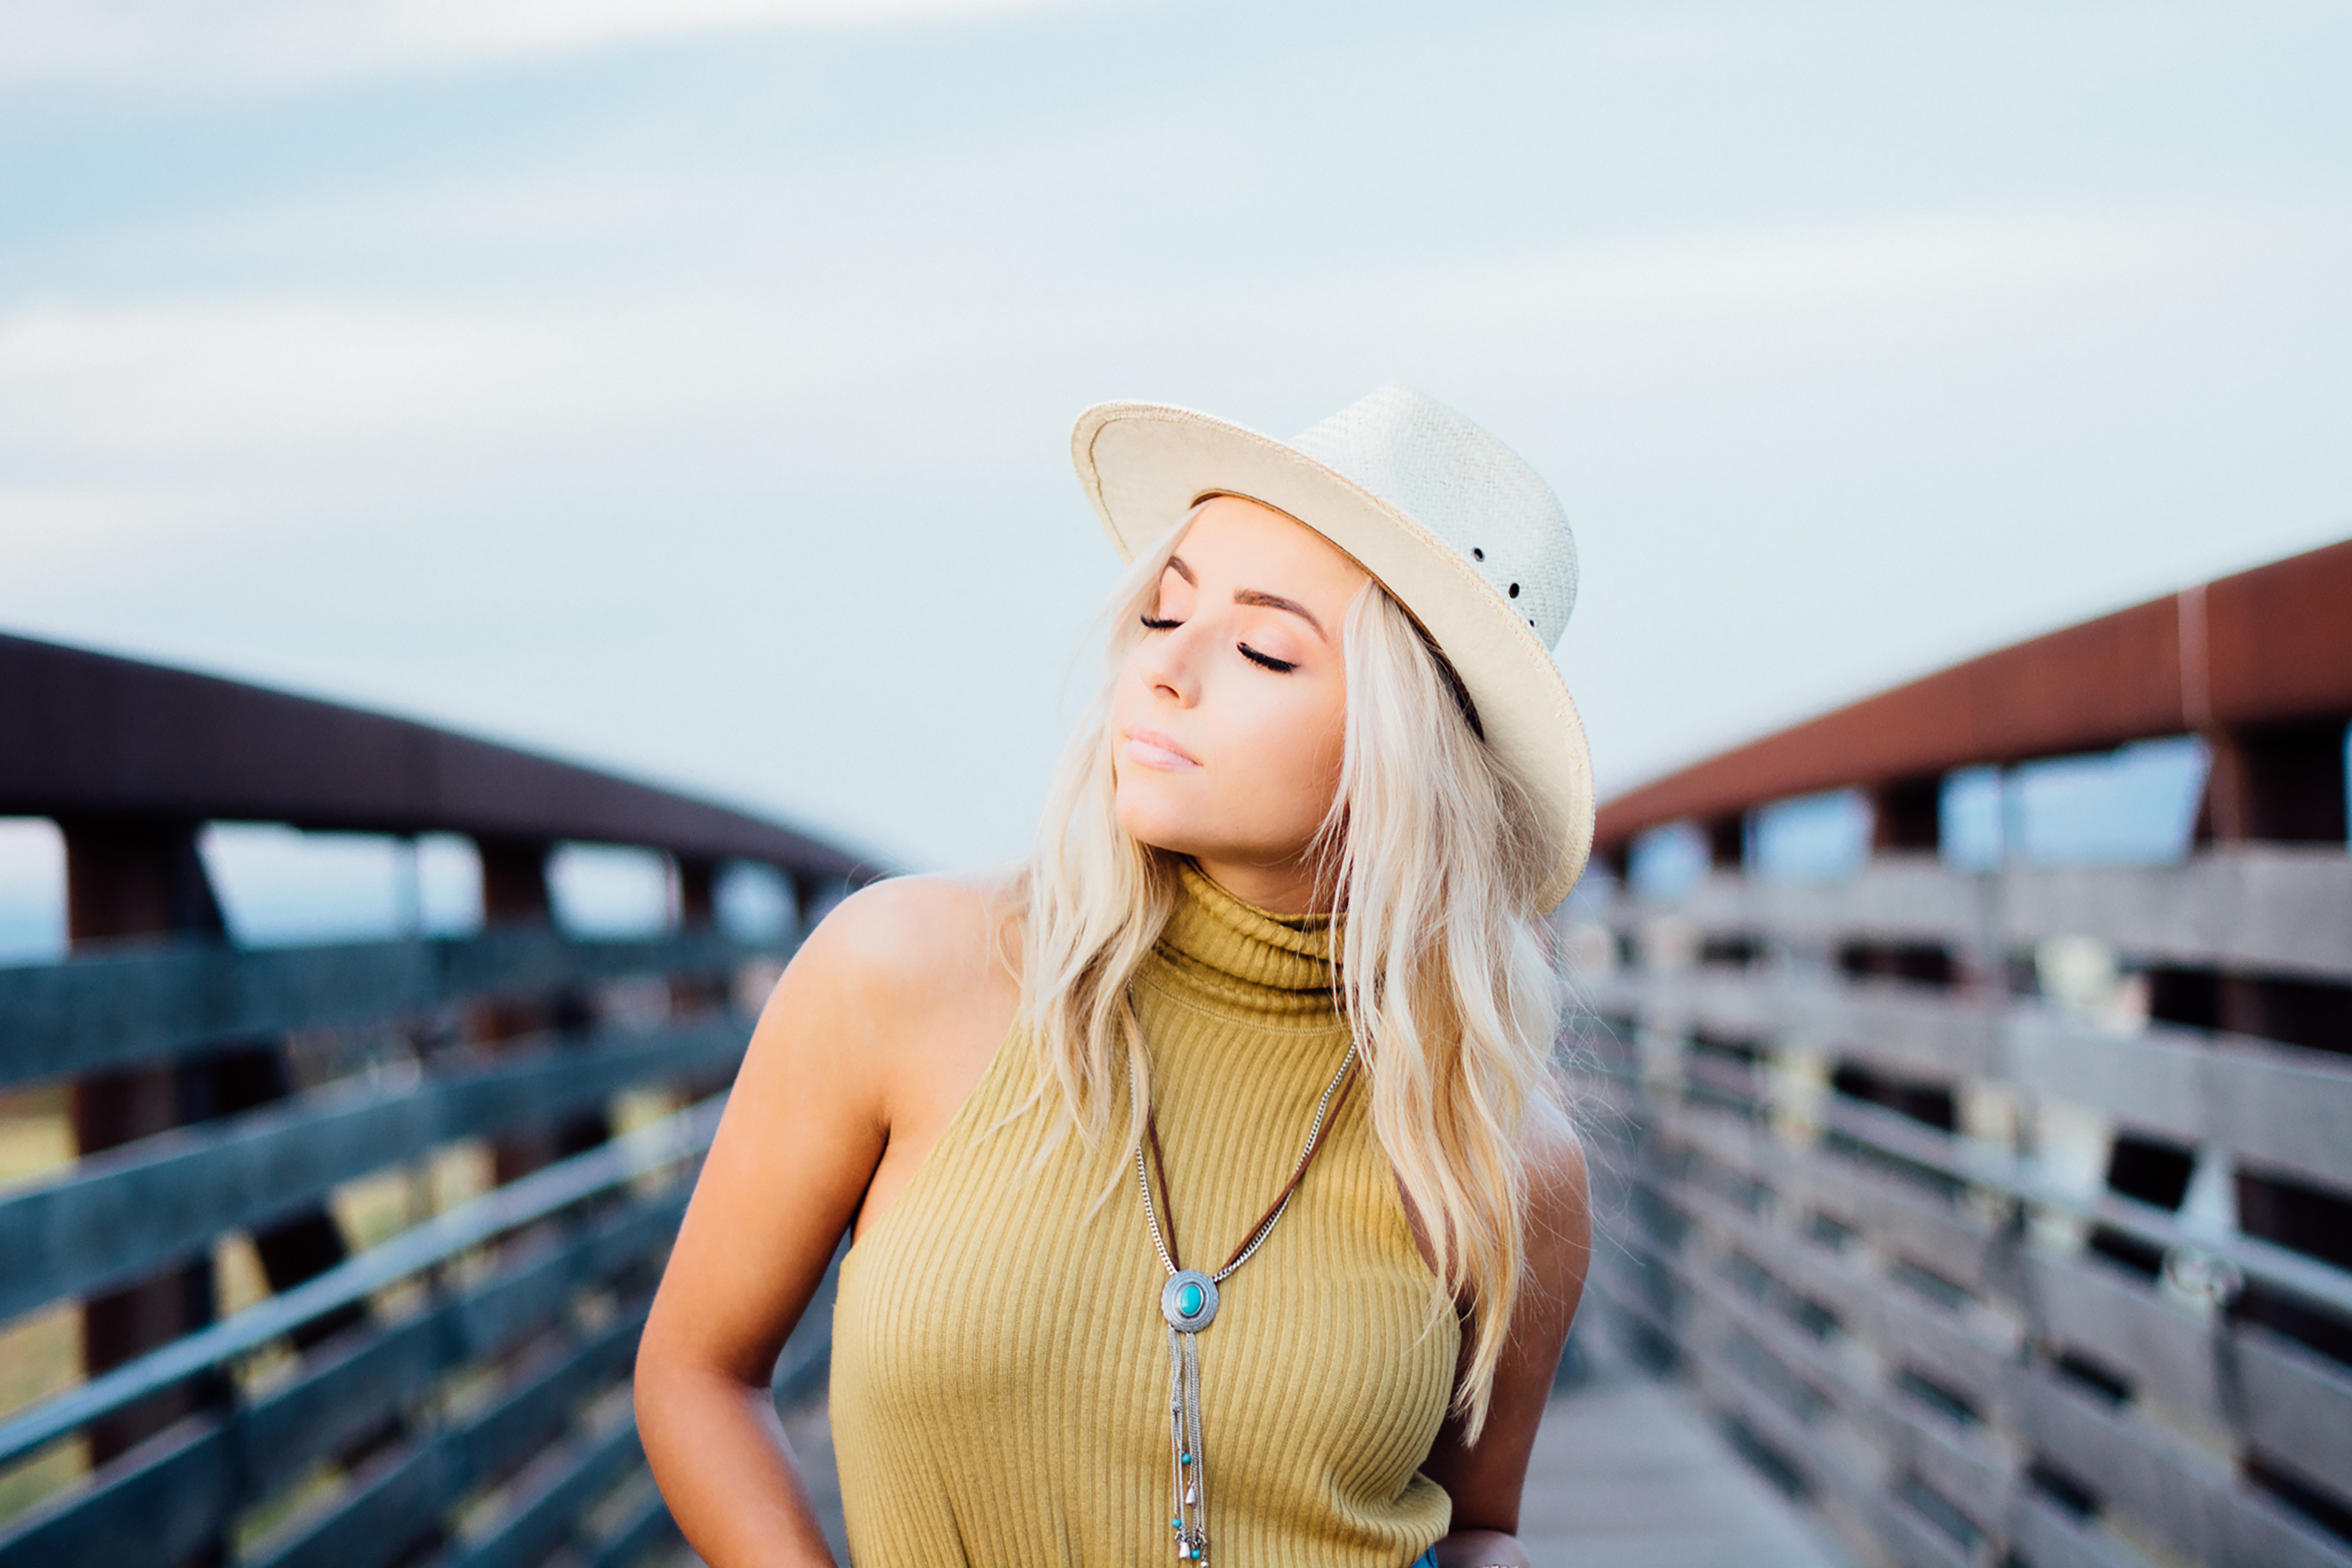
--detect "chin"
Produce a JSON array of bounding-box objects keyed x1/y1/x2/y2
[{"x1": 1113, "y1": 785, "x2": 1204, "y2": 860}]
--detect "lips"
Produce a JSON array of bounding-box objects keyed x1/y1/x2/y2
[{"x1": 1121, "y1": 727, "x2": 1200, "y2": 770}]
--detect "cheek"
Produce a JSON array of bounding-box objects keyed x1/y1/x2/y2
[{"x1": 1224, "y1": 677, "x2": 1348, "y2": 815}]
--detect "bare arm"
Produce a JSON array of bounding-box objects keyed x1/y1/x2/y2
[
  {"x1": 634, "y1": 876, "x2": 1017, "y2": 1568},
  {"x1": 1420, "y1": 1104, "x2": 1592, "y2": 1568}
]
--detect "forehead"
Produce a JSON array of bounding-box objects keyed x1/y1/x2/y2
[{"x1": 1174, "y1": 495, "x2": 1369, "y2": 597}]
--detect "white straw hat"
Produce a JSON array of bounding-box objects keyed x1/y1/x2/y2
[{"x1": 1071, "y1": 385, "x2": 1594, "y2": 910}]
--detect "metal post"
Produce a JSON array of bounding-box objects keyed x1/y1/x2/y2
[
  {"x1": 472, "y1": 836, "x2": 609, "y2": 1181},
  {"x1": 1870, "y1": 774, "x2": 1942, "y2": 853},
  {"x1": 2192, "y1": 721, "x2": 2352, "y2": 1046},
  {"x1": 2188, "y1": 719, "x2": 2352, "y2": 1285},
  {"x1": 58, "y1": 820, "x2": 225, "y2": 1471},
  {"x1": 59, "y1": 820, "x2": 364, "y2": 1472},
  {"x1": 1703, "y1": 814, "x2": 1745, "y2": 872}
]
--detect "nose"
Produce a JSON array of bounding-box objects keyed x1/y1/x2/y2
[{"x1": 1136, "y1": 619, "x2": 1203, "y2": 707}]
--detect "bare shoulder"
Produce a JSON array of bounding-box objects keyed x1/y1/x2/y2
[
  {"x1": 1523, "y1": 1095, "x2": 1592, "y2": 1257},
  {"x1": 787, "y1": 869, "x2": 1022, "y2": 1012},
  {"x1": 731, "y1": 869, "x2": 1025, "y2": 1138}
]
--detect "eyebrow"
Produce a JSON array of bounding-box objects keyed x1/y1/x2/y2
[
  {"x1": 1233, "y1": 588, "x2": 1328, "y2": 641},
  {"x1": 1161, "y1": 557, "x2": 1328, "y2": 642}
]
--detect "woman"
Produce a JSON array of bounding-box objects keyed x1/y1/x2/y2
[{"x1": 636, "y1": 386, "x2": 1596, "y2": 1568}]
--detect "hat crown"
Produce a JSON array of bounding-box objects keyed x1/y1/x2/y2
[{"x1": 1289, "y1": 386, "x2": 1578, "y2": 647}]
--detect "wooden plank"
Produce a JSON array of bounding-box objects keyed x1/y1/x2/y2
[
  {"x1": 242, "y1": 1192, "x2": 686, "y2": 1496},
  {"x1": 445, "y1": 1419, "x2": 645, "y2": 1568},
  {"x1": 1685, "y1": 1346, "x2": 1890, "y2": 1538},
  {"x1": 0, "y1": 1417, "x2": 231, "y2": 1568},
  {"x1": 1643, "y1": 970, "x2": 1999, "y2": 1082},
  {"x1": 1813, "y1": 983, "x2": 2001, "y2": 1082},
  {"x1": 2224, "y1": 1485, "x2": 2352, "y2": 1568},
  {"x1": 1879, "y1": 1395, "x2": 2012, "y2": 1543},
  {"x1": 2006, "y1": 1011, "x2": 2210, "y2": 1144},
  {"x1": 242, "y1": 1314, "x2": 447, "y2": 1490},
  {"x1": 1593, "y1": 1052, "x2": 2352, "y2": 1321},
  {"x1": 2204, "y1": 1036, "x2": 2352, "y2": 1193},
  {"x1": 2010, "y1": 1011, "x2": 2352, "y2": 1191},
  {"x1": 1756, "y1": 858, "x2": 1989, "y2": 947},
  {"x1": 0, "y1": 1020, "x2": 739, "y2": 1323},
  {"x1": 1658, "y1": 1170, "x2": 1884, "y2": 1347},
  {"x1": 2000, "y1": 848, "x2": 2352, "y2": 984},
  {"x1": 0, "y1": 1186, "x2": 686, "y2": 1568},
  {"x1": 2234, "y1": 1326, "x2": 2352, "y2": 1508},
  {"x1": 2008, "y1": 1364, "x2": 2232, "y2": 1565},
  {"x1": 1876, "y1": 1289, "x2": 2012, "y2": 1430},
  {"x1": 580, "y1": 1486, "x2": 680, "y2": 1568},
  {"x1": 1851, "y1": 1170, "x2": 2001, "y2": 1295},
  {"x1": 1873, "y1": 1490, "x2": 1975, "y2": 1568},
  {"x1": 1764, "y1": 1140, "x2": 1869, "y2": 1236},
  {"x1": 1687, "y1": 1250, "x2": 1880, "y2": 1436},
  {"x1": 458, "y1": 1308, "x2": 644, "y2": 1487},
  {"x1": 2002, "y1": 1492, "x2": 2164, "y2": 1568},
  {"x1": 0, "y1": 1096, "x2": 720, "y2": 1473},
  {"x1": 2021, "y1": 1250, "x2": 2227, "y2": 1431},
  {"x1": 0, "y1": 929, "x2": 761, "y2": 1089},
  {"x1": 253, "y1": 1431, "x2": 461, "y2": 1568},
  {"x1": 254, "y1": 1307, "x2": 646, "y2": 1568}
]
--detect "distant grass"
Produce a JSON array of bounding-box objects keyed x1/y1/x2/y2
[
  {"x1": 0, "y1": 1091, "x2": 89, "y2": 1525},
  {"x1": 0, "y1": 1306, "x2": 85, "y2": 1525},
  {"x1": 0, "y1": 1088, "x2": 72, "y2": 1192}
]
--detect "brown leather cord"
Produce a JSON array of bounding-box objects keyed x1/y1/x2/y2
[{"x1": 1144, "y1": 1059, "x2": 1360, "y2": 1277}]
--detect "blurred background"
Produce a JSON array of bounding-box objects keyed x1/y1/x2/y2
[
  {"x1": 5, "y1": 0, "x2": 2349, "y2": 956},
  {"x1": 5, "y1": 8, "x2": 2352, "y2": 1566}
]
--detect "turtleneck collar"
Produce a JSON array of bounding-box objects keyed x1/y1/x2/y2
[{"x1": 1149, "y1": 860, "x2": 1343, "y2": 1020}]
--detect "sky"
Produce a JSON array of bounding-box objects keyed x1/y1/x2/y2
[{"x1": 4, "y1": 0, "x2": 2350, "y2": 896}]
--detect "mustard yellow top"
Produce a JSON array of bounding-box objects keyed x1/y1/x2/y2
[{"x1": 829, "y1": 864, "x2": 1459, "y2": 1567}]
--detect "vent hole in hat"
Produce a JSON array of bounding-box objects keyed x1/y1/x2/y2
[
  {"x1": 1472, "y1": 548, "x2": 1485, "y2": 561},
  {"x1": 1508, "y1": 582, "x2": 1520, "y2": 598}
]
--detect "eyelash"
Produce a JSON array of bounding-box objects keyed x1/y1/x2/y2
[
  {"x1": 1239, "y1": 644, "x2": 1296, "y2": 673},
  {"x1": 1137, "y1": 615, "x2": 1298, "y2": 674}
]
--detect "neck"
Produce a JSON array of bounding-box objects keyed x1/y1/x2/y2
[{"x1": 1189, "y1": 853, "x2": 1329, "y2": 916}]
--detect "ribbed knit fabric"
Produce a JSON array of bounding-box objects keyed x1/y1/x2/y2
[{"x1": 829, "y1": 863, "x2": 1458, "y2": 1567}]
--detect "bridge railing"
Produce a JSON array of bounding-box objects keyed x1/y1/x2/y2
[
  {"x1": 1565, "y1": 540, "x2": 2352, "y2": 1568},
  {"x1": 0, "y1": 633, "x2": 873, "y2": 1568}
]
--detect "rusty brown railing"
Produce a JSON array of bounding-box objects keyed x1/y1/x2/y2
[
  {"x1": 0, "y1": 632, "x2": 876, "y2": 1568},
  {"x1": 1565, "y1": 538, "x2": 2352, "y2": 1568}
]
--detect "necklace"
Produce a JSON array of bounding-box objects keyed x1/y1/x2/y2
[{"x1": 1132, "y1": 1040, "x2": 1359, "y2": 1565}]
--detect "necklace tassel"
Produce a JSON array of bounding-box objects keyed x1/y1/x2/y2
[{"x1": 1167, "y1": 1326, "x2": 1208, "y2": 1563}]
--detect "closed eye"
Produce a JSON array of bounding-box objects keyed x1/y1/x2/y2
[
  {"x1": 1238, "y1": 643, "x2": 1296, "y2": 673},
  {"x1": 1140, "y1": 615, "x2": 1183, "y2": 630}
]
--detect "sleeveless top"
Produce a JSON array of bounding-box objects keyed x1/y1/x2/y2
[{"x1": 828, "y1": 863, "x2": 1460, "y2": 1567}]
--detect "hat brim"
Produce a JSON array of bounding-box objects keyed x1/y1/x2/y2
[{"x1": 1072, "y1": 401, "x2": 1594, "y2": 911}]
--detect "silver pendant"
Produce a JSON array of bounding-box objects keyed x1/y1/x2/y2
[{"x1": 1161, "y1": 1268, "x2": 1219, "y2": 1331}]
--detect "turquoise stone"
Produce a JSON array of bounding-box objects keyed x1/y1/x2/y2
[{"x1": 1177, "y1": 1281, "x2": 1205, "y2": 1317}]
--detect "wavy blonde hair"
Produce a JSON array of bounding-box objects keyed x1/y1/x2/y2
[{"x1": 1017, "y1": 513, "x2": 1564, "y2": 1440}]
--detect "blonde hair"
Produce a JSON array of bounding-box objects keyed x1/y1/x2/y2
[{"x1": 1017, "y1": 514, "x2": 1564, "y2": 1440}]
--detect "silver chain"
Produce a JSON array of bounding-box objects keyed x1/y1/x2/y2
[{"x1": 1132, "y1": 1038, "x2": 1358, "y2": 1283}]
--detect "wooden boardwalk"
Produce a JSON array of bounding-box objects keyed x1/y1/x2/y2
[
  {"x1": 1516, "y1": 1342, "x2": 1850, "y2": 1568},
  {"x1": 744, "y1": 1334, "x2": 1848, "y2": 1568}
]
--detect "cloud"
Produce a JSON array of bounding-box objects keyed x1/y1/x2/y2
[
  {"x1": 1440, "y1": 203, "x2": 2351, "y2": 316},
  {"x1": 0, "y1": 294, "x2": 577, "y2": 460},
  {"x1": 0, "y1": 0, "x2": 1089, "y2": 89}
]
